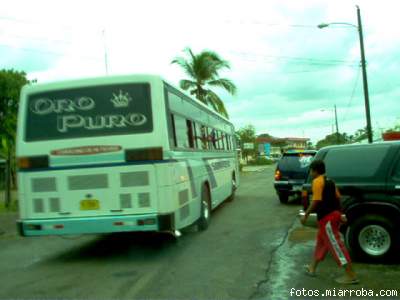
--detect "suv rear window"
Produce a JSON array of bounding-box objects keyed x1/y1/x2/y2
[
  {"x1": 278, "y1": 153, "x2": 315, "y2": 172},
  {"x1": 324, "y1": 144, "x2": 390, "y2": 178}
]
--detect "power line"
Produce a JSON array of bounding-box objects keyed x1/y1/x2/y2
[
  {"x1": 342, "y1": 67, "x2": 361, "y2": 123},
  {"x1": 0, "y1": 15, "x2": 101, "y2": 36},
  {"x1": 283, "y1": 69, "x2": 343, "y2": 74},
  {"x1": 0, "y1": 33, "x2": 73, "y2": 45},
  {"x1": 0, "y1": 15, "x2": 78, "y2": 32},
  {"x1": 0, "y1": 43, "x2": 101, "y2": 61},
  {"x1": 231, "y1": 56, "x2": 359, "y2": 68},
  {"x1": 223, "y1": 20, "x2": 318, "y2": 28},
  {"x1": 228, "y1": 51, "x2": 358, "y2": 66}
]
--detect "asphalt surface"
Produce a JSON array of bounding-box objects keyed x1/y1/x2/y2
[{"x1": 1, "y1": 166, "x2": 400, "y2": 300}]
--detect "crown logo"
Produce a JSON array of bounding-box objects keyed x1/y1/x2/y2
[{"x1": 110, "y1": 90, "x2": 132, "y2": 108}]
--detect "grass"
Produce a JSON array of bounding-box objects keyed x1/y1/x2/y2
[
  {"x1": 247, "y1": 157, "x2": 275, "y2": 166},
  {"x1": 0, "y1": 200, "x2": 19, "y2": 213}
]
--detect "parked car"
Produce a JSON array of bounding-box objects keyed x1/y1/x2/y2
[
  {"x1": 274, "y1": 150, "x2": 316, "y2": 203},
  {"x1": 270, "y1": 153, "x2": 282, "y2": 162},
  {"x1": 300, "y1": 141, "x2": 400, "y2": 261},
  {"x1": 258, "y1": 154, "x2": 272, "y2": 160}
]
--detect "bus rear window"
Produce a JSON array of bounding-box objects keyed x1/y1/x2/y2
[{"x1": 25, "y1": 83, "x2": 152, "y2": 141}]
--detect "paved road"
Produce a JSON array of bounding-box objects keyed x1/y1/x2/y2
[
  {"x1": 0, "y1": 166, "x2": 298, "y2": 299},
  {"x1": 1, "y1": 166, "x2": 400, "y2": 300}
]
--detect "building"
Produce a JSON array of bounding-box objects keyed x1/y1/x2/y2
[
  {"x1": 284, "y1": 137, "x2": 310, "y2": 149},
  {"x1": 256, "y1": 136, "x2": 310, "y2": 155}
]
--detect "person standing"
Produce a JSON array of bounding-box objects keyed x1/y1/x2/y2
[{"x1": 301, "y1": 159, "x2": 359, "y2": 284}]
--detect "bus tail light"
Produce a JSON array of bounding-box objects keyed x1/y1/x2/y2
[
  {"x1": 274, "y1": 169, "x2": 281, "y2": 181},
  {"x1": 125, "y1": 147, "x2": 163, "y2": 162},
  {"x1": 17, "y1": 156, "x2": 49, "y2": 170}
]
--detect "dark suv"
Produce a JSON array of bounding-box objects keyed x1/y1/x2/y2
[
  {"x1": 300, "y1": 141, "x2": 400, "y2": 261},
  {"x1": 274, "y1": 150, "x2": 316, "y2": 203}
]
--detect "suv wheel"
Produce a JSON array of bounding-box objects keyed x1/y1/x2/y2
[
  {"x1": 278, "y1": 192, "x2": 289, "y2": 204},
  {"x1": 346, "y1": 214, "x2": 396, "y2": 261}
]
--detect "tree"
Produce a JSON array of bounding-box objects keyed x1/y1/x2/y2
[
  {"x1": 0, "y1": 69, "x2": 33, "y2": 197},
  {"x1": 258, "y1": 133, "x2": 274, "y2": 139},
  {"x1": 306, "y1": 141, "x2": 314, "y2": 149},
  {"x1": 236, "y1": 125, "x2": 256, "y2": 162},
  {"x1": 0, "y1": 69, "x2": 30, "y2": 139},
  {"x1": 171, "y1": 48, "x2": 237, "y2": 118},
  {"x1": 352, "y1": 127, "x2": 368, "y2": 143},
  {"x1": 385, "y1": 122, "x2": 400, "y2": 133},
  {"x1": 316, "y1": 132, "x2": 350, "y2": 149}
]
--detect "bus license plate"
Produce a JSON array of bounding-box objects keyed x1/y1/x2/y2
[{"x1": 80, "y1": 199, "x2": 100, "y2": 210}]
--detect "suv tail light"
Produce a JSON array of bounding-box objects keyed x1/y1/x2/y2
[{"x1": 274, "y1": 169, "x2": 281, "y2": 181}]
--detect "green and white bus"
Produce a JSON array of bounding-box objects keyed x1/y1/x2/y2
[{"x1": 16, "y1": 74, "x2": 239, "y2": 236}]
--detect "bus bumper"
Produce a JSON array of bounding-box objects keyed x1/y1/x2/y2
[{"x1": 17, "y1": 213, "x2": 175, "y2": 236}]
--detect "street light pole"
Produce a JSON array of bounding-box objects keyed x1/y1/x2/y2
[
  {"x1": 102, "y1": 29, "x2": 109, "y2": 75},
  {"x1": 321, "y1": 106, "x2": 340, "y2": 143},
  {"x1": 356, "y1": 5, "x2": 373, "y2": 143},
  {"x1": 318, "y1": 6, "x2": 373, "y2": 143}
]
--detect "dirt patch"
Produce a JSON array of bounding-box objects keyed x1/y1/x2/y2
[{"x1": 288, "y1": 226, "x2": 317, "y2": 243}]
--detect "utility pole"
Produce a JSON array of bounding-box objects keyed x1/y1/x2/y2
[
  {"x1": 357, "y1": 5, "x2": 373, "y2": 143},
  {"x1": 334, "y1": 104, "x2": 339, "y2": 143},
  {"x1": 317, "y1": 6, "x2": 373, "y2": 143}
]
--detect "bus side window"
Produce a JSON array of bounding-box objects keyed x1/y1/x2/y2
[
  {"x1": 199, "y1": 125, "x2": 208, "y2": 150},
  {"x1": 195, "y1": 123, "x2": 204, "y2": 150},
  {"x1": 192, "y1": 122, "x2": 198, "y2": 149},
  {"x1": 220, "y1": 131, "x2": 225, "y2": 150},
  {"x1": 209, "y1": 128, "x2": 216, "y2": 150},
  {"x1": 170, "y1": 114, "x2": 177, "y2": 147},
  {"x1": 186, "y1": 119, "x2": 195, "y2": 149},
  {"x1": 216, "y1": 131, "x2": 222, "y2": 150},
  {"x1": 173, "y1": 114, "x2": 189, "y2": 148}
]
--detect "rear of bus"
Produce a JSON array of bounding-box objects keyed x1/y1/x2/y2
[{"x1": 16, "y1": 75, "x2": 175, "y2": 236}]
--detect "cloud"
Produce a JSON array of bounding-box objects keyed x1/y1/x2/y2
[{"x1": 2, "y1": 0, "x2": 400, "y2": 144}]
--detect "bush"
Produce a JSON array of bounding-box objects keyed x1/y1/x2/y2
[
  {"x1": 0, "y1": 200, "x2": 18, "y2": 213},
  {"x1": 248, "y1": 157, "x2": 274, "y2": 166}
]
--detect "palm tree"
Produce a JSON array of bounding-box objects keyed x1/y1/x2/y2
[{"x1": 171, "y1": 48, "x2": 237, "y2": 118}]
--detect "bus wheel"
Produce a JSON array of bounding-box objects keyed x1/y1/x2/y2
[
  {"x1": 226, "y1": 175, "x2": 236, "y2": 202},
  {"x1": 197, "y1": 185, "x2": 211, "y2": 231}
]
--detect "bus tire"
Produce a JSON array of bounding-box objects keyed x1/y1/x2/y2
[
  {"x1": 226, "y1": 174, "x2": 236, "y2": 202},
  {"x1": 197, "y1": 184, "x2": 211, "y2": 231}
]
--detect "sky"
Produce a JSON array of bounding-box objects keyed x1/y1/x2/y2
[{"x1": 1, "y1": 0, "x2": 400, "y2": 143}]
